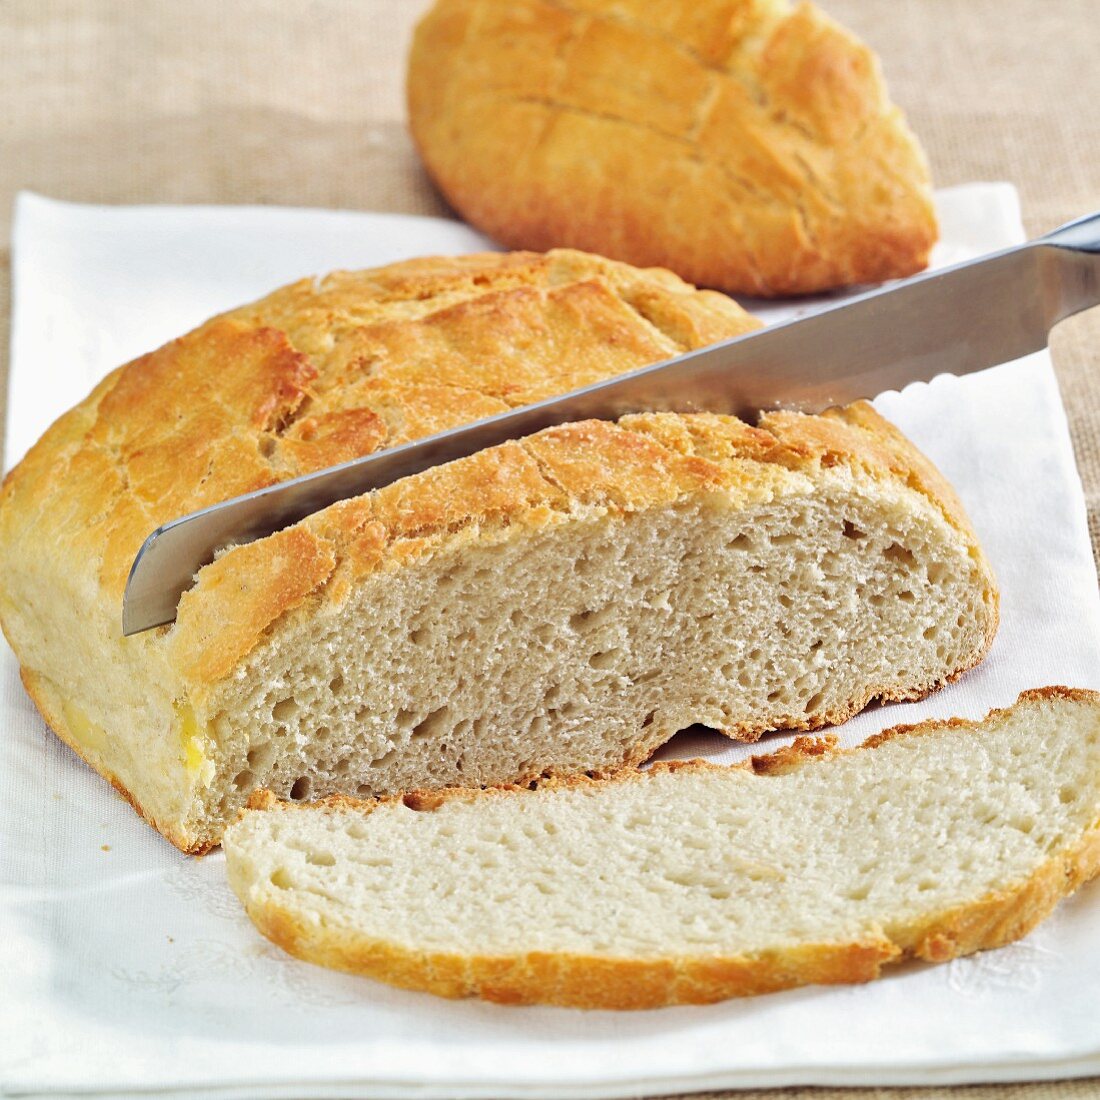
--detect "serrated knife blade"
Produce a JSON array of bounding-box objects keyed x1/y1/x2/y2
[{"x1": 122, "y1": 211, "x2": 1100, "y2": 635}]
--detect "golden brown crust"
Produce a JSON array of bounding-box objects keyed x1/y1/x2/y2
[
  {"x1": 407, "y1": 0, "x2": 938, "y2": 296},
  {"x1": 0, "y1": 248, "x2": 758, "y2": 605},
  {"x1": 234, "y1": 687, "x2": 1100, "y2": 1008},
  {"x1": 243, "y1": 895, "x2": 900, "y2": 1008}
]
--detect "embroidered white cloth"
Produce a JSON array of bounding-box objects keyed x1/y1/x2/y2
[{"x1": 3, "y1": 185, "x2": 1100, "y2": 1098}]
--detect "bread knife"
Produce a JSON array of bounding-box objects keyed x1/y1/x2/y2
[{"x1": 122, "y1": 210, "x2": 1100, "y2": 635}]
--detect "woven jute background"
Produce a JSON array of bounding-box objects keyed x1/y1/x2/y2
[{"x1": 2, "y1": 2, "x2": 1099, "y2": 1097}]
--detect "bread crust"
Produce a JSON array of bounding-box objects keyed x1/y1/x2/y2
[
  {"x1": 20, "y1": 667, "x2": 216, "y2": 854},
  {"x1": 0, "y1": 249, "x2": 996, "y2": 851},
  {"x1": 407, "y1": 0, "x2": 938, "y2": 296},
  {"x1": 231, "y1": 687, "x2": 1100, "y2": 1009}
]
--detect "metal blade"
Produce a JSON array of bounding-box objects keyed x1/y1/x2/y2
[{"x1": 122, "y1": 237, "x2": 1097, "y2": 634}]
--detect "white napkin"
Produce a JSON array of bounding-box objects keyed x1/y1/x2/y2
[{"x1": 3, "y1": 185, "x2": 1100, "y2": 1099}]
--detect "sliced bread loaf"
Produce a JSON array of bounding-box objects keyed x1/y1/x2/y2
[
  {"x1": 224, "y1": 688, "x2": 1100, "y2": 1009},
  {"x1": 0, "y1": 250, "x2": 995, "y2": 852}
]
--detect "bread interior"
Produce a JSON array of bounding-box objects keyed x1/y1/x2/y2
[{"x1": 197, "y1": 469, "x2": 991, "y2": 834}]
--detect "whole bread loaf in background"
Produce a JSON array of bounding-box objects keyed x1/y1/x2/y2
[
  {"x1": 224, "y1": 688, "x2": 1100, "y2": 1009},
  {"x1": 0, "y1": 250, "x2": 995, "y2": 854},
  {"x1": 407, "y1": 0, "x2": 938, "y2": 297}
]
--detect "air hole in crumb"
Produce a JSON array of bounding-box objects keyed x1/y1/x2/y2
[
  {"x1": 804, "y1": 691, "x2": 825, "y2": 713},
  {"x1": 272, "y1": 698, "x2": 298, "y2": 723},
  {"x1": 329, "y1": 674, "x2": 345, "y2": 694},
  {"x1": 589, "y1": 648, "x2": 621, "y2": 670},
  {"x1": 232, "y1": 769, "x2": 254, "y2": 791},
  {"x1": 289, "y1": 777, "x2": 312, "y2": 801},
  {"x1": 843, "y1": 521, "x2": 865, "y2": 540},
  {"x1": 258, "y1": 435, "x2": 277, "y2": 458},
  {"x1": 246, "y1": 742, "x2": 273, "y2": 769},
  {"x1": 883, "y1": 543, "x2": 916, "y2": 567},
  {"x1": 728, "y1": 533, "x2": 752, "y2": 551},
  {"x1": 641, "y1": 710, "x2": 656, "y2": 728},
  {"x1": 270, "y1": 868, "x2": 292, "y2": 889},
  {"x1": 572, "y1": 554, "x2": 598, "y2": 578},
  {"x1": 411, "y1": 705, "x2": 452, "y2": 742},
  {"x1": 409, "y1": 626, "x2": 429, "y2": 646},
  {"x1": 306, "y1": 851, "x2": 336, "y2": 867}
]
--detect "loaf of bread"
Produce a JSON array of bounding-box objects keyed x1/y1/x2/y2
[
  {"x1": 0, "y1": 250, "x2": 995, "y2": 854},
  {"x1": 224, "y1": 688, "x2": 1100, "y2": 1009},
  {"x1": 407, "y1": 0, "x2": 938, "y2": 297}
]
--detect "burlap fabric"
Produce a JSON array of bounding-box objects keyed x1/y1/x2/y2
[{"x1": 2, "y1": 2, "x2": 1098, "y2": 1097}]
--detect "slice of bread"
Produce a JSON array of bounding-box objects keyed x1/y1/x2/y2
[
  {"x1": 0, "y1": 250, "x2": 995, "y2": 853},
  {"x1": 408, "y1": 0, "x2": 937, "y2": 296},
  {"x1": 224, "y1": 688, "x2": 1100, "y2": 1010}
]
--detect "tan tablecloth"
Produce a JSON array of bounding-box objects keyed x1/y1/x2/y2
[{"x1": 2, "y1": 2, "x2": 1099, "y2": 1097}]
